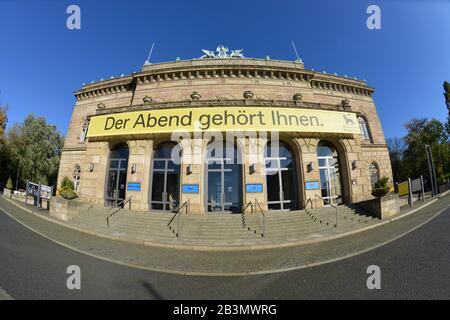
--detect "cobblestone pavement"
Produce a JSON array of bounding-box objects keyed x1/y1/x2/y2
[
  {"x1": 0, "y1": 195, "x2": 448, "y2": 275},
  {"x1": 0, "y1": 195, "x2": 449, "y2": 299},
  {"x1": 2, "y1": 195, "x2": 389, "y2": 250}
]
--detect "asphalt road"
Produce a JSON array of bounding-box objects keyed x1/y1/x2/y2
[{"x1": 0, "y1": 203, "x2": 449, "y2": 299}]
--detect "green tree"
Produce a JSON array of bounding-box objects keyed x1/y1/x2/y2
[
  {"x1": 444, "y1": 81, "x2": 450, "y2": 135},
  {"x1": 0, "y1": 106, "x2": 6, "y2": 145},
  {"x1": 402, "y1": 118, "x2": 450, "y2": 182},
  {"x1": 444, "y1": 81, "x2": 450, "y2": 109},
  {"x1": 0, "y1": 107, "x2": 9, "y2": 186},
  {"x1": 6, "y1": 114, "x2": 64, "y2": 189},
  {"x1": 6, "y1": 177, "x2": 13, "y2": 189},
  {"x1": 387, "y1": 137, "x2": 407, "y2": 183}
]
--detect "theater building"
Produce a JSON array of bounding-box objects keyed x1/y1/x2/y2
[{"x1": 57, "y1": 46, "x2": 393, "y2": 214}]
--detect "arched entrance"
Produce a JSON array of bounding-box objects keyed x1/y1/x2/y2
[
  {"x1": 106, "y1": 143, "x2": 129, "y2": 206},
  {"x1": 206, "y1": 141, "x2": 243, "y2": 213},
  {"x1": 150, "y1": 142, "x2": 181, "y2": 211},
  {"x1": 264, "y1": 141, "x2": 298, "y2": 210},
  {"x1": 317, "y1": 141, "x2": 343, "y2": 206}
]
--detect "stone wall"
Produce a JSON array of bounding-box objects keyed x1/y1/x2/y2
[
  {"x1": 49, "y1": 197, "x2": 88, "y2": 221},
  {"x1": 356, "y1": 193, "x2": 400, "y2": 219}
]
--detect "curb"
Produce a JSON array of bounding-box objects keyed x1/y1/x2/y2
[{"x1": 0, "y1": 193, "x2": 448, "y2": 252}]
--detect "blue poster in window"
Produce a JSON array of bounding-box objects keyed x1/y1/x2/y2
[
  {"x1": 182, "y1": 184, "x2": 199, "y2": 193},
  {"x1": 127, "y1": 183, "x2": 141, "y2": 191},
  {"x1": 246, "y1": 184, "x2": 263, "y2": 193},
  {"x1": 305, "y1": 181, "x2": 319, "y2": 190}
]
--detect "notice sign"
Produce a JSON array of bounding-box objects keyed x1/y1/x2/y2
[
  {"x1": 305, "y1": 181, "x2": 320, "y2": 190},
  {"x1": 246, "y1": 184, "x2": 263, "y2": 193},
  {"x1": 182, "y1": 184, "x2": 199, "y2": 193},
  {"x1": 127, "y1": 183, "x2": 141, "y2": 191},
  {"x1": 411, "y1": 178, "x2": 422, "y2": 193},
  {"x1": 87, "y1": 106, "x2": 360, "y2": 138},
  {"x1": 398, "y1": 181, "x2": 409, "y2": 196}
]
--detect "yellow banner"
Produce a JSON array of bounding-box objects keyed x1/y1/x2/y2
[{"x1": 86, "y1": 106, "x2": 360, "y2": 137}]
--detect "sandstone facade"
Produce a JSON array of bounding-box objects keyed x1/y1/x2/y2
[{"x1": 58, "y1": 57, "x2": 393, "y2": 213}]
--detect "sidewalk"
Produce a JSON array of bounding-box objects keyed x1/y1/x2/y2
[{"x1": 1, "y1": 191, "x2": 448, "y2": 251}]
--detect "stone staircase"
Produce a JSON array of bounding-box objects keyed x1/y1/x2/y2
[
  {"x1": 305, "y1": 205, "x2": 379, "y2": 230},
  {"x1": 65, "y1": 204, "x2": 380, "y2": 246}
]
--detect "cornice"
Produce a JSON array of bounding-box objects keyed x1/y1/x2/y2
[
  {"x1": 73, "y1": 59, "x2": 374, "y2": 102},
  {"x1": 89, "y1": 99, "x2": 356, "y2": 117},
  {"x1": 62, "y1": 146, "x2": 87, "y2": 152},
  {"x1": 361, "y1": 143, "x2": 388, "y2": 149}
]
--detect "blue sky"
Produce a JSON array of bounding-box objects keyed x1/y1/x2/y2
[{"x1": 0, "y1": 0, "x2": 449, "y2": 139}]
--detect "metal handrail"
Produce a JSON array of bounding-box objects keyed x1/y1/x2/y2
[
  {"x1": 304, "y1": 198, "x2": 313, "y2": 209},
  {"x1": 241, "y1": 201, "x2": 253, "y2": 231},
  {"x1": 313, "y1": 194, "x2": 338, "y2": 227},
  {"x1": 254, "y1": 198, "x2": 265, "y2": 237},
  {"x1": 167, "y1": 200, "x2": 189, "y2": 238},
  {"x1": 106, "y1": 196, "x2": 131, "y2": 227},
  {"x1": 242, "y1": 201, "x2": 254, "y2": 215}
]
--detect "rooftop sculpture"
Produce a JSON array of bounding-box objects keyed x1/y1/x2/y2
[{"x1": 200, "y1": 45, "x2": 244, "y2": 59}]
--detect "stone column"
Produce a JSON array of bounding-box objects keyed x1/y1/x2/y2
[
  {"x1": 295, "y1": 137, "x2": 323, "y2": 209},
  {"x1": 243, "y1": 136, "x2": 268, "y2": 213},
  {"x1": 340, "y1": 137, "x2": 368, "y2": 204},
  {"x1": 179, "y1": 136, "x2": 205, "y2": 214},
  {"x1": 80, "y1": 141, "x2": 110, "y2": 205}
]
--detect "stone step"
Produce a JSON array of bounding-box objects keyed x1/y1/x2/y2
[
  {"x1": 177, "y1": 225, "x2": 328, "y2": 235},
  {"x1": 180, "y1": 222, "x2": 323, "y2": 232},
  {"x1": 64, "y1": 204, "x2": 378, "y2": 242},
  {"x1": 306, "y1": 208, "x2": 376, "y2": 219},
  {"x1": 304, "y1": 215, "x2": 376, "y2": 226}
]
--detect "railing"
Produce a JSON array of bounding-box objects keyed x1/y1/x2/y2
[
  {"x1": 242, "y1": 201, "x2": 254, "y2": 214},
  {"x1": 254, "y1": 198, "x2": 265, "y2": 237},
  {"x1": 241, "y1": 200, "x2": 265, "y2": 237},
  {"x1": 106, "y1": 196, "x2": 131, "y2": 227},
  {"x1": 241, "y1": 201, "x2": 254, "y2": 232},
  {"x1": 304, "y1": 198, "x2": 313, "y2": 209},
  {"x1": 314, "y1": 194, "x2": 338, "y2": 227},
  {"x1": 167, "y1": 200, "x2": 189, "y2": 238}
]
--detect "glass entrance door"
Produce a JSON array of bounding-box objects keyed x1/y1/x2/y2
[
  {"x1": 207, "y1": 144, "x2": 242, "y2": 213},
  {"x1": 264, "y1": 142, "x2": 297, "y2": 211},
  {"x1": 317, "y1": 142, "x2": 343, "y2": 206},
  {"x1": 106, "y1": 158, "x2": 128, "y2": 206},
  {"x1": 151, "y1": 143, "x2": 180, "y2": 211}
]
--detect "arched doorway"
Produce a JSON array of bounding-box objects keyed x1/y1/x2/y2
[
  {"x1": 106, "y1": 143, "x2": 129, "y2": 206},
  {"x1": 150, "y1": 142, "x2": 181, "y2": 211},
  {"x1": 206, "y1": 141, "x2": 243, "y2": 213},
  {"x1": 264, "y1": 141, "x2": 298, "y2": 210},
  {"x1": 317, "y1": 141, "x2": 343, "y2": 206}
]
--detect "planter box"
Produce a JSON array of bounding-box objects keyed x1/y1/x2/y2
[
  {"x1": 356, "y1": 193, "x2": 400, "y2": 219},
  {"x1": 3, "y1": 188, "x2": 12, "y2": 198},
  {"x1": 49, "y1": 196, "x2": 85, "y2": 221}
]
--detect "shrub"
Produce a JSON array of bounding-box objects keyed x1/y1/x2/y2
[
  {"x1": 59, "y1": 176, "x2": 77, "y2": 200},
  {"x1": 61, "y1": 176, "x2": 74, "y2": 192},
  {"x1": 437, "y1": 173, "x2": 450, "y2": 186},
  {"x1": 371, "y1": 176, "x2": 390, "y2": 198},
  {"x1": 6, "y1": 177, "x2": 13, "y2": 190}
]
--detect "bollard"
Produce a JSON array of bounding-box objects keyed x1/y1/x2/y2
[{"x1": 420, "y1": 175, "x2": 425, "y2": 202}]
